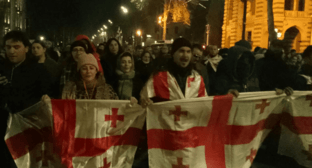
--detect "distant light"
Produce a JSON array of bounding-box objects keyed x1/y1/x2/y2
[
  {"x1": 142, "y1": 42, "x2": 145, "y2": 47},
  {"x1": 108, "y1": 19, "x2": 113, "y2": 24},
  {"x1": 155, "y1": 41, "x2": 157, "y2": 44},
  {"x1": 136, "y1": 30, "x2": 142, "y2": 36},
  {"x1": 101, "y1": 32, "x2": 105, "y2": 36},
  {"x1": 147, "y1": 34, "x2": 152, "y2": 38},
  {"x1": 202, "y1": 45, "x2": 206, "y2": 49},
  {"x1": 274, "y1": 28, "x2": 278, "y2": 32},
  {"x1": 101, "y1": 28, "x2": 103, "y2": 30},
  {"x1": 277, "y1": 32, "x2": 282, "y2": 38},
  {"x1": 98, "y1": 30, "x2": 100, "y2": 32},
  {"x1": 39, "y1": 36, "x2": 45, "y2": 41}
]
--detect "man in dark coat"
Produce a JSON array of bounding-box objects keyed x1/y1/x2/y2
[{"x1": 0, "y1": 31, "x2": 52, "y2": 168}]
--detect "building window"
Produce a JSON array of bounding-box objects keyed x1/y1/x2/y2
[
  {"x1": 175, "y1": 26, "x2": 179, "y2": 34},
  {"x1": 247, "y1": 31, "x2": 252, "y2": 42},
  {"x1": 298, "y1": 0, "x2": 305, "y2": 11},
  {"x1": 285, "y1": 0, "x2": 294, "y2": 10},
  {"x1": 251, "y1": 0, "x2": 256, "y2": 15},
  {"x1": 228, "y1": 0, "x2": 234, "y2": 20}
]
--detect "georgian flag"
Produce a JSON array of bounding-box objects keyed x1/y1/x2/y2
[
  {"x1": 278, "y1": 91, "x2": 312, "y2": 168},
  {"x1": 140, "y1": 71, "x2": 207, "y2": 100},
  {"x1": 5, "y1": 97, "x2": 146, "y2": 168},
  {"x1": 146, "y1": 91, "x2": 286, "y2": 168}
]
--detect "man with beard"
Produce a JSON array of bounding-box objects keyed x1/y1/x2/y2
[{"x1": 140, "y1": 38, "x2": 207, "y2": 104}]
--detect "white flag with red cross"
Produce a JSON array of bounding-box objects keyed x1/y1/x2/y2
[
  {"x1": 147, "y1": 91, "x2": 286, "y2": 168},
  {"x1": 51, "y1": 99, "x2": 146, "y2": 168},
  {"x1": 5, "y1": 97, "x2": 63, "y2": 168},
  {"x1": 5, "y1": 98, "x2": 146, "y2": 168},
  {"x1": 278, "y1": 91, "x2": 312, "y2": 168}
]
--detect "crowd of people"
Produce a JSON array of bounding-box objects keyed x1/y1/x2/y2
[{"x1": 0, "y1": 30, "x2": 311, "y2": 167}]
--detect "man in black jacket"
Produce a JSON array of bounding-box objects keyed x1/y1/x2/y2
[{"x1": 0, "y1": 30, "x2": 52, "y2": 168}]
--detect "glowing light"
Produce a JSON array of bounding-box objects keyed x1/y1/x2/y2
[
  {"x1": 147, "y1": 34, "x2": 152, "y2": 38},
  {"x1": 39, "y1": 36, "x2": 45, "y2": 41},
  {"x1": 142, "y1": 42, "x2": 145, "y2": 47},
  {"x1": 108, "y1": 20, "x2": 113, "y2": 24},
  {"x1": 136, "y1": 30, "x2": 142, "y2": 36},
  {"x1": 277, "y1": 32, "x2": 282, "y2": 38},
  {"x1": 274, "y1": 28, "x2": 278, "y2": 32}
]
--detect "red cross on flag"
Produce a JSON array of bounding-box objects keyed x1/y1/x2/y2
[
  {"x1": 147, "y1": 91, "x2": 286, "y2": 168},
  {"x1": 5, "y1": 98, "x2": 146, "y2": 168},
  {"x1": 278, "y1": 91, "x2": 312, "y2": 168}
]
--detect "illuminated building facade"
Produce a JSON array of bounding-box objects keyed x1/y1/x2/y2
[
  {"x1": 222, "y1": 0, "x2": 310, "y2": 52},
  {"x1": 0, "y1": 0, "x2": 26, "y2": 45}
]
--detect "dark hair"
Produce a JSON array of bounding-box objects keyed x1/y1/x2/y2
[
  {"x1": 302, "y1": 45, "x2": 312, "y2": 59},
  {"x1": 104, "y1": 38, "x2": 123, "y2": 56},
  {"x1": 254, "y1": 46, "x2": 261, "y2": 53},
  {"x1": 3, "y1": 30, "x2": 30, "y2": 48},
  {"x1": 135, "y1": 45, "x2": 143, "y2": 50},
  {"x1": 70, "y1": 40, "x2": 87, "y2": 53},
  {"x1": 120, "y1": 52, "x2": 133, "y2": 60},
  {"x1": 192, "y1": 44, "x2": 203, "y2": 51},
  {"x1": 32, "y1": 40, "x2": 47, "y2": 48},
  {"x1": 141, "y1": 50, "x2": 152, "y2": 58}
]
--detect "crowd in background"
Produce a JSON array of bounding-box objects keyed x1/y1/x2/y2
[{"x1": 1, "y1": 30, "x2": 312, "y2": 168}]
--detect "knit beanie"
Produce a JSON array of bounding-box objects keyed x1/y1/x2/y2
[
  {"x1": 235, "y1": 40, "x2": 252, "y2": 50},
  {"x1": 70, "y1": 40, "x2": 87, "y2": 52},
  {"x1": 171, "y1": 38, "x2": 192, "y2": 56},
  {"x1": 77, "y1": 53, "x2": 99, "y2": 71}
]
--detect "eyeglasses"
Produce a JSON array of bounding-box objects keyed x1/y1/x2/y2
[{"x1": 72, "y1": 49, "x2": 85, "y2": 53}]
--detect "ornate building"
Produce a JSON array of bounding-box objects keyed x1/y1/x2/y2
[
  {"x1": 0, "y1": 0, "x2": 26, "y2": 45},
  {"x1": 222, "y1": 0, "x2": 311, "y2": 52}
]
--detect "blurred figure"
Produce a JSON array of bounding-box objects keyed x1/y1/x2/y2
[
  {"x1": 191, "y1": 44, "x2": 209, "y2": 92},
  {"x1": 97, "y1": 42, "x2": 106, "y2": 58},
  {"x1": 32, "y1": 40, "x2": 61, "y2": 98},
  {"x1": 300, "y1": 46, "x2": 312, "y2": 88},
  {"x1": 62, "y1": 53, "x2": 118, "y2": 100},
  {"x1": 45, "y1": 40, "x2": 60, "y2": 62},
  {"x1": 204, "y1": 45, "x2": 223, "y2": 95},
  {"x1": 125, "y1": 44, "x2": 134, "y2": 56},
  {"x1": 135, "y1": 51, "x2": 154, "y2": 84},
  {"x1": 152, "y1": 46, "x2": 160, "y2": 58},
  {"x1": 134, "y1": 45, "x2": 144, "y2": 61},
  {"x1": 218, "y1": 48, "x2": 229, "y2": 59},
  {"x1": 160, "y1": 45, "x2": 169, "y2": 56},
  {"x1": 100, "y1": 38, "x2": 124, "y2": 86},
  {"x1": 144, "y1": 46, "x2": 154, "y2": 59}
]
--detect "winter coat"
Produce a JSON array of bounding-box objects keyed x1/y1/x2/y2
[
  {"x1": 215, "y1": 46, "x2": 260, "y2": 95},
  {"x1": 61, "y1": 75, "x2": 118, "y2": 100},
  {"x1": 135, "y1": 60, "x2": 154, "y2": 84},
  {"x1": 0, "y1": 56, "x2": 52, "y2": 114},
  {"x1": 258, "y1": 49, "x2": 307, "y2": 91},
  {"x1": 115, "y1": 70, "x2": 135, "y2": 100}
]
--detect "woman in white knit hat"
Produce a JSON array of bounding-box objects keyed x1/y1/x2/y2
[{"x1": 61, "y1": 53, "x2": 118, "y2": 99}]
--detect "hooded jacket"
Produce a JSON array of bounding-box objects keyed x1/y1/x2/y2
[{"x1": 215, "y1": 46, "x2": 260, "y2": 95}]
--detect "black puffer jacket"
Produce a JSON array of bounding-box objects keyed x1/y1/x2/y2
[
  {"x1": 215, "y1": 46, "x2": 260, "y2": 95},
  {"x1": 258, "y1": 49, "x2": 307, "y2": 91}
]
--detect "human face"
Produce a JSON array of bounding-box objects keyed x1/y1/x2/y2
[
  {"x1": 209, "y1": 45, "x2": 219, "y2": 57},
  {"x1": 153, "y1": 47, "x2": 160, "y2": 55},
  {"x1": 173, "y1": 47, "x2": 192, "y2": 68},
  {"x1": 80, "y1": 65, "x2": 97, "y2": 83},
  {"x1": 99, "y1": 45, "x2": 104, "y2": 50},
  {"x1": 142, "y1": 53, "x2": 151, "y2": 64},
  {"x1": 120, "y1": 56, "x2": 133, "y2": 73},
  {"x1": 161, "y1": 45, "x2": 169, "y2": 54},
  {"x1": 32, "y1": 43, "x2": 46, "y2": 57},
  {"x1": 146, "y1": 46, "x2": 152, "y2": 53},
  {"x1": 126, "y1": 45, "x2": 134, "y2": 54},
  {"x1": 192, "y1": 48, "x2": 203, "y2": 64},
  {"x1": 5, "y1": 39, "x2": 28, "y2": 64},
  {"x1": 109, "y1": 40, "x2": 119, "y2": 55},
  {"x1": 137, "y1": 49, "x2": 143, "y2": 56},
  {"x1": 72, "y1": 46, "x2": 86, "y2": 62}
]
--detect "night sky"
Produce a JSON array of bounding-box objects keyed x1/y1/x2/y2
[{"x1": 26, "y1": 0, "x2": 125, "y2": 39}]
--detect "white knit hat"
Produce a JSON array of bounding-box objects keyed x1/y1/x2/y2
[{"x1": 77, "y1": 53, "x2": 99, "y2": 71}]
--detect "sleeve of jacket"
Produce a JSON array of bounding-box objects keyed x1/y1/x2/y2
[
  {"x1": 214, "y1": 61, "x2": 232, "y2": 95},
  {"x1": 37, "y1": 64, "x2": 53, "y2": 97}
]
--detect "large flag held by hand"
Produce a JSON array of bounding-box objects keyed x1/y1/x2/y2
[
  {"x1": 147, "y1": 91, "x2": 287, "y2": 168},
  {"x1": 5, "y1": 98, "x2": 146, "y2": 168}
]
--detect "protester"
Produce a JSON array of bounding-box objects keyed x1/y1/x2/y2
[
  {"x1": 152, "y1": 46, "x2": 160, "y2": 58},
  {"x1": 144, "y1": 46, "x2": 154, "y2": 59},
  {"x1": 97, "y1": 42, "x2": 106, "y2": 58},
  {"x1": 114, "y1": 52, "x2": 142, "y2": 100},
  {"x1": 135, "y1": 51, "x2": 154, "y2": 84},
  {"x1": 75, "y1": 35, "x2": 103, "y2": 74},
  {"x1": 300, "y1": 45, "x2": 312, "y2": 88},
  {"x1": 32, "y1": 40, "x2": 61, "y2": 98},
  {"x1": 100, "y1": 38, "x2": 124, "y2": 86},
  {"x1": 134, "y1": 45, "x2": 144, "y2": 62},
  {"x1": 191, "y1": 44, "x2": 209, "y2": 92},
  {"x1": 125, "y1": 44, "x2": 134, "y2": 56},
  {"x1": 59, "y1": 40, "x2": 88, "y2": 93},
  {"x1": 160, "y1": 44, "x2": 169, "y2": 56},
  {"x1": 0, "y1": 30, "x2": 52, "y2": 168},
  {"x1": 45, "y1": 40, "x2": 60, "y2": 62},
  {"x1": 62, "y1": 53, "x2": 118, "y2": 99},
  {"x1": 204, "y1": 45, "x2": 223, "y2": 95}
]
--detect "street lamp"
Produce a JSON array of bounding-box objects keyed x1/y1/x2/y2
[
  {"x1": 39, "y1": 36, "x2": 45, "y2": 41},
  {"x1": 108, "y1": 19, "x2": 113, "y2": 24},
  {"x1": 121, "y1": 6, "x2": 128, "y2": 14},
  {"x1": 136, "y1": 30, "x2": 142, "y2": 36},
  {"x1": 103, "y1": 25, "x2": 107, "y2": 29}
]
